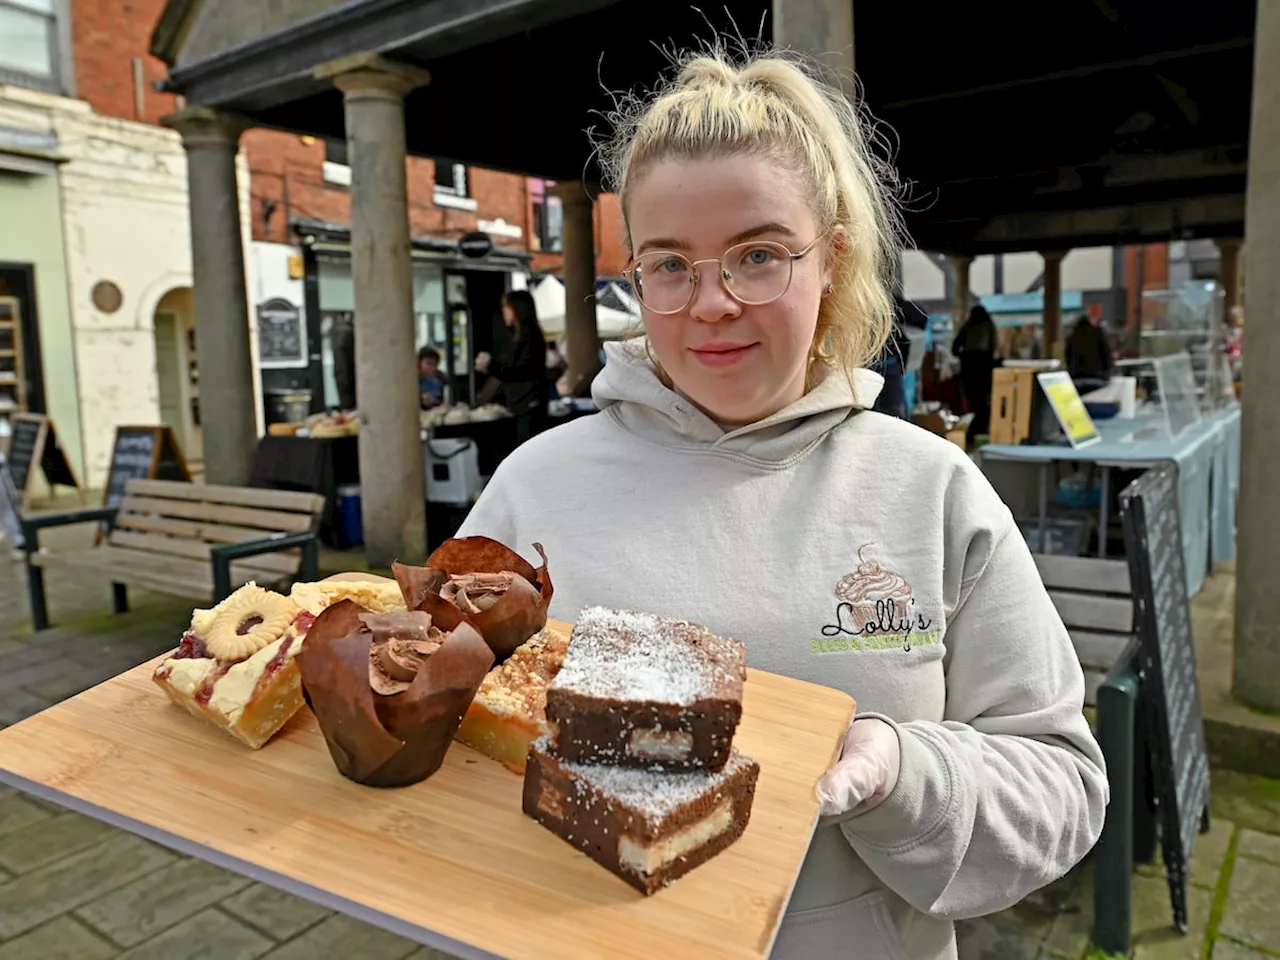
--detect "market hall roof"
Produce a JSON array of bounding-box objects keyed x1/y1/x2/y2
[{"x1": 150, "y1": 0, "x2": 1258, "y2": 254}]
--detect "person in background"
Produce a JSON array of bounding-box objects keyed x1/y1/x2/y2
[
  {"x1": 418, "y1": 346, "x2": 446, "y2": 410},
  {"x1": 475, "y1": 289, "x2": 549, "y2": 444},
  {"x1": 873, "y1": 294, "x2": 929, "y2": 419},
  {"x1": 951, "y1": 304, "x2": 997, "y2": 443},
  {"x1": 1064, "y1": 312, "x2": 1114, "y2": 390}
]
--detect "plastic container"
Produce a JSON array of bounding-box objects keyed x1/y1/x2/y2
[{"x1": 335, "y1": 484, "x2": 363, "y2": 547}]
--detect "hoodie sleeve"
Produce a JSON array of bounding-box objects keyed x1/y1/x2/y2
[{"x1": 838, "y1": 489, "x2": 1109, "y2": 919}]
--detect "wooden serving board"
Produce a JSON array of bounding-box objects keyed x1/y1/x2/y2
[{"x1": 0, "y1": 618, "x2": 854, "y2": 960}]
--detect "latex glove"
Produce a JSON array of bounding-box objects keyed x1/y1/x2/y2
[{"x1": 816, "y1": 717, "x2": 902, "y2": 820}]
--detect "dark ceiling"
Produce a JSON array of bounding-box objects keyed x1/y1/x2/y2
[{"x1": 158, "y1": 0, "x2": 1259, "y2": 253}]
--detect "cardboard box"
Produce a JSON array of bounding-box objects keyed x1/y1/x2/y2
[{"x1": 990, "y1": 368, "x2": 1038, "y2": 445}]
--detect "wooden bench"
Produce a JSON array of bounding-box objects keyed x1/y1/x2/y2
[
  {"x1": 1036, "y1": 552, "x2": 1157, "y2": 956},
  {"x1": 21, "y1": 479, "x2": 325, "y2": 631}
]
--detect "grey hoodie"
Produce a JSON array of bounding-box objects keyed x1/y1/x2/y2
[{"x1": 457, "y1": 340, "x2": 1108, "y2": 959}]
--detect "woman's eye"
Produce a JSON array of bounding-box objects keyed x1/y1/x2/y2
[
  {"x1": 655, "y1": 257, "x2": 687, "y2": 274},
  {"x1": 743, "y1": 247, "x2": 778, "y2": 265}
]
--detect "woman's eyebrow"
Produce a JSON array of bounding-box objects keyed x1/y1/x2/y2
[
  {"x1": 635, "y1": 236, "x2": 689, "y2": 255},
  {"x1": 635, "y1": 222, "x2": 797, "y2": 257}
]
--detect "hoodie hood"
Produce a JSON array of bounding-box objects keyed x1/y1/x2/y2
[{"x1": 591, "y1": 338, "x2": 884, "y2": 464}]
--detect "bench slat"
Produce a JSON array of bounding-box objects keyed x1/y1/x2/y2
[
  {"x1": 32, "y1": 546, "x2": 290, "y2": 598},
  {"x1": 113, "y1": 513, "x2": 275, "y2": 545},
  {"x1": 1069, "y1": 630, "x2": 1134, "y2": 671},
  {"x1": 1035, "y1": 554, "x2": 1132, "y2": 596},
  {"x1": 1049, "y1": 590, "x2": 1134, "y2": 634},
  {"x1": 107, "y1": 529, "x2": 300, "y2": 577},
  {"x1": 119, "y1": 496, "x2": 314, "y2": 533},
  {"x1": 1083, "y1": 668, "x2": 1105, "y2": 708},
  {"x1": 125, "y1": 479, "x2": 324, "y2": 516}
]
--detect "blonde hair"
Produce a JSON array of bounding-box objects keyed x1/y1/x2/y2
[{"x1": 599, "y1": 44, "x2": 904, "y2": 382}]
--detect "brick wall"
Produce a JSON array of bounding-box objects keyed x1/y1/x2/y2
[
  {"x1": 71, "y1": 0, "x2": 180, "y2": 124},
  {"x1": 70, "y1": 0, "x2": 630, "y2": 273}
]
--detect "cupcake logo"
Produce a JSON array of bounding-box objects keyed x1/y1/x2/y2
[{"x1": 820, "y1": 544, "x2": 934, "y2": 650}]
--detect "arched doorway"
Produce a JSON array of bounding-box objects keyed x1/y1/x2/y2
[{"x1": 152, "y1": 287, "x2": 202, "y2": 472}]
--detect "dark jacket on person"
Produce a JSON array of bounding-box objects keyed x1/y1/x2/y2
[{"x1": 489, "y1": 322, "x2": 548, "y2": 417}]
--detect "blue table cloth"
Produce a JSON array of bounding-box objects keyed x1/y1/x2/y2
[{"x1": 978, "y1": 404, "x2": 1240, "y2": 597}]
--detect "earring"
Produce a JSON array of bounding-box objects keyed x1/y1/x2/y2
[{"x1": 823, "y1": 282, "x2": 834, "y2": 296}]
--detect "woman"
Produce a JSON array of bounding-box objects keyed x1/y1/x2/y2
[
  {"x1": 458, "y1": 48, "x2": 1105, "y2": 960},
  {"x1": 475, "y1": 290, "x2": 549, "y2": 444},
  {"x1": 951, "y1": 304, "x2": 997, "y2": 444}
]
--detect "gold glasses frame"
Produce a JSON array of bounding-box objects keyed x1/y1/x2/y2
[{"x1": 623, "y1": 235, "x2": 825, "y2": 315}]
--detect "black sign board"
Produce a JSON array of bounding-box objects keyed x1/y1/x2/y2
[
  {"x1": 6, "y1": 413, "x2": 81, "y2": 510},
  {"x1": 0, "y1": 457, "x2": 22, "y2": 549},
  {"x1": 257, "y1": 298, "x2": 305, "y2": 366},
  {"x1": 6, "y1": 414, "x2": 40, "y2": 504},
  {"x1": 103, "y1": 426, "x2": 191, "y2": 510},
  {"x1": 1120, "y1": 463, "x2": 1211, "y2": 934},
  {"x1": 458, "y1": 231, "x2": 494, "y2": 259}
]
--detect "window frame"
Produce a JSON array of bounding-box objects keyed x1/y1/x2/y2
[{"x1": 0, "y1": 0, "x2": 74, "y2": 96}]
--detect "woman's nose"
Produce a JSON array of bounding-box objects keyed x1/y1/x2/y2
[{"x1": 688, "y1": 262, "x2": 742, "y2": 323}]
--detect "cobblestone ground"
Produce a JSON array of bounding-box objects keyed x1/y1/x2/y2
[{"x1": 0, "y1": 524, "x2": 1276, "y2": 959}]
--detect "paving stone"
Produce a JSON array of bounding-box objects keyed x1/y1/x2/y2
[
  {"x1": 1236, "y1": 829, "x2": 1280, "y2": 867},
  {"x1": 1212, "y1": 939, "x2": 1277, "y2": 960},
  {"x1": 218, "y1": 884, "x2": 330, "y2": 941},
  {"x1": 0, "y1": 690, "x2": 52, "y2": 726},
  {"x1": 257, "y1": 915, "x2": 420, "y2": 960},
  {"x1": 405, "y1": 950, "x2": 459, "y2": 960},
  {"x1": 111, "y1": 908, "x2": 272, "y2": 960},
  {"x1": 0, "y1": 835, "x2": 176, "y2": 939},
  {"x1": 1190, "y1": 818, "x2": 1236, "y2": 889},
  {"x1": 76, "y1": 857, "x2": 253, "y2": 947},
  {"x1": 1220, "y1": 856, "x2": 1280, "y2": 952},
  {"x1": 0, "y1": 795, "x2": 51, "y2": 838},
  {"x1": 1041, "y1": 886, "x2": 1092, "y2": 959},
  {"x1": 0, "y1": 916, "x2": 119, "y2": 960},
  {"x1": 956, "y1": 915, "x2": 1048, "y2": 960},
  {"x1": 0, "y1": 811, "x2": 118, "y2": 874},
  {"x1": 1131, "y1": 875, "x2": 1213, "y2": 960}
]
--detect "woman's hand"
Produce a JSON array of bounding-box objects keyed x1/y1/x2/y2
[
  {"x1": 816, "y1": 717, "x2": 901, "y2": 819},
  {"x1": 475, "y1": 351, "x2": 492, "y2": 374}
]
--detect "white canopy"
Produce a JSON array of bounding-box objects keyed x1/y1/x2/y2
[{"x1": 532, "y1": 276, "x2": 641, "y2": 340}]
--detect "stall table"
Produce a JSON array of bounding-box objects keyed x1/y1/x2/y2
[
  {"x1": 978, "y1": 404, "x2": 1240, "y2": 597},
  {"x1": 0, "y1": 619, "x2": 852, "y2": 960}
]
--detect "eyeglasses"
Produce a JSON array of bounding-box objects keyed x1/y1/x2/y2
[{"x1": 624, "y1": 236, "x2": 823, "y2": 315}]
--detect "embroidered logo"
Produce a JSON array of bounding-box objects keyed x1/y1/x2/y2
[{"x1": 809, "y1": 544, "x2": 938, "y2": 654}]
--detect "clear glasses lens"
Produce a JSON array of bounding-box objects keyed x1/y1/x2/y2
[{"x1": 633, "y1": 241, "x2": 794, "y2": 313}]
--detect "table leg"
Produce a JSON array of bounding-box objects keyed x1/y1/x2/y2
[{"x1": 1098, "y1": 466, "x2": 1111, "y2": 558}]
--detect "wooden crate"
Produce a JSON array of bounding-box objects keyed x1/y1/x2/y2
[{"x1": 990, "y1": 367, "x2": 1038, "y2": 445}]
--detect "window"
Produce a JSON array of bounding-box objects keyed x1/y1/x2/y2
[
  {"x1": 433, "y1": 158, "x2": 477, "y2": 211},
  {"x1": 0, "y1": 0, "x2": 63, "y2": 93},
  {"x1": 533, "y1": 194, "x2": 563, "y2": 253},
  {"x1": 322, "y1": 139, "x2": 351, "y2": 187}
]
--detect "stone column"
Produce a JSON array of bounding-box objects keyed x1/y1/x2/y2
[
  {"x1": 1040, "y1": 250, "x2": 1066, "y2": 360},
  {"x1": 161, "y1": 107, "x2": 257, "y2": 486},
  {"x1": 1216, "y1": 236, "x2": 1244, "y2": 314},
  {"x1": 316, "y1": 53, "x2": 430, "y2": 567},
  {"x1": 1234, "y1": 0, "x2": 1280, "y2": 710},
  {"x1": 947, "y1": 254, "x2": 972, "y2": 331},
  {"x1": 552, "y1": 182, "x2": 601, "y2": 397},
  {"x1": 773, "y1": 0, "x2": 856, "y2": 96}
]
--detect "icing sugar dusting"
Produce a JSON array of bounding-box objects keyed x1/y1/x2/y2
[
  {"x1": 538, "y1": 737, "x2": 753, "y2": 823},
  {"x1": 551, "y1": 606, "x2": 745, "y2": 706}
]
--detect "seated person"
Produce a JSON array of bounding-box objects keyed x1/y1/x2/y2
[{"x1": 419, "y1": 346, "x2": 446, "y2": 409}]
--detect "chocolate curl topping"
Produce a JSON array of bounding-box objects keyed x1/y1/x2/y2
[
  {"x1": 408, "y1": 537, "x2": 555, "y2": 663},
  {"x1": 391, "y1": 562, "x2": 448, "y2": 612},
  {"x1": 297, "y1": 600, "x2": 494, "y2": 788}
]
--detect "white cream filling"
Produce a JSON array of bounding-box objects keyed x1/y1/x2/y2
[
  {"x1": 617, "y1": 800, "x2": 733, "y2": 875},
  {"x1": 208, "y1": 636, "x2": 302, "y2": 723},
  {"x1": 160, "y1": 656, "x2": 215, "y2": 697},
  {"x1": 629, "y1": 729, "x2": 693, "y2": 760}
]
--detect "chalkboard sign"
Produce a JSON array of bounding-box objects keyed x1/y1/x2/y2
[
  {"x1": 0, "y1": 456, "x2": 22, "y2": 549},
  {"x1": 1120, "y1": 463, "x2": 1211, "y2": 934},
  {"x1": 5, "y1": 413, "x2": 81, "y2": 510},
  {"x1": 257, "y1": 298, "x2": 306, "y2": 367},
  {"x1": 6, "y1": 414, "x2": 41, "y2": 505},
  {"x1": 103, "y1": 426, "x2": 191, "y2": 509}
]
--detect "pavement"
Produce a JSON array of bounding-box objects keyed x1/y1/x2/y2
[{"x1": 1, "y1": 521, "x2": 1278, "y2": 959}]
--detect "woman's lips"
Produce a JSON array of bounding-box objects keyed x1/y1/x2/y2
[{"x1": 689, "y1": 342, "x2": 758, "y2": 368}]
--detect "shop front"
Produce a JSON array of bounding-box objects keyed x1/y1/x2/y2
[{"x1": 255, "y1": 220, "x2": 533, "y2": 422}]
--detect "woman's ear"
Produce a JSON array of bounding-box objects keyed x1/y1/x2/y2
[{"x1": 821, "y1": 227, "x2": 847, "y2": 289}]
